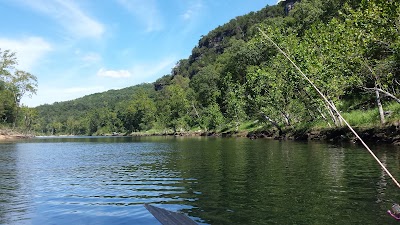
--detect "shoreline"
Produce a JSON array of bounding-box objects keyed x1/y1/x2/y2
[
  {"x1": 0, "y1": 134, "x2": 32, "y2": 140},
  {"x1": 247, "y1": 124, "x2": 400, "y2": 145},
  {"x1": 3, "y1": 124, "x2": 398, "y2": 145},
  {"x1": 128, "y1": 124, "x2": 400, "y2": 145},
  {"x1": 0, "y1": 130, "x2": 33, "y2": 140}
]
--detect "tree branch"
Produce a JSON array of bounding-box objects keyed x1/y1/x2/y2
[{"x1": 363, "y1": 87, "x2": 400, "y2": 104}]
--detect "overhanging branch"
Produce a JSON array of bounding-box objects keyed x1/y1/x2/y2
[{"x1": 363, "y1": 87, "x2": 400, "y2": 104}]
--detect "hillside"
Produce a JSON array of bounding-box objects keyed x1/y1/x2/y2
[
  {"x1": 34, "y1": 83, "x2": 155, "y2": 135},
  {"x1": 32, "y1": 0, "x2": 400, "y2": 138}
]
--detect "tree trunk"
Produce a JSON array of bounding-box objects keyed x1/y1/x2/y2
[
  {"x1": 261, "y1": 113, "x2": 282, "y2": 134},
  {"x1": 375, "y1": 84, "x2": 386, "y2": 124},
  {"x1": 282, "y1": 112, "x2": 291, "y2": 126},
  {"x1": 325, "y1": 102, "x2": 339, "y2": 126},
  {"x1": 191, "y1": 102, "x2": 200, "y2": 118},
  {"x1": 234, "y1": 108, "x2": 239, "y2": 131},
  {"x1": 317, "y1": 108, "x2": 332, "y2": 127},
  {"x1": 329, "y1": 100, "x2": 343, "y2": 126}
]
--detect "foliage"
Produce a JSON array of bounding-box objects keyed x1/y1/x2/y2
[
  {"x1": 0, "y1": 48, "x2": 38, "y2": 130},
  {"x1": 31, "y1": 0, "x2": 400, "y2": 135}
]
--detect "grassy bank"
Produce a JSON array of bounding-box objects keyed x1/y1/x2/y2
[
  {"x1": 243, "y1": 103, "x2": 400, "y2": 144},
  {"x1": 122, "y1": 103, "x2": 400, "y2": 143}
]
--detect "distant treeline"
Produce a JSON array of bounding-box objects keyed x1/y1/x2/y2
[{"x1": 33, "y1": 0, "x2": 400, "y2": 135}]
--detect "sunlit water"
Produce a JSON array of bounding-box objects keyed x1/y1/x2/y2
[{"x1": 1, "y1": 136, "x2": 400, "y2": 225}]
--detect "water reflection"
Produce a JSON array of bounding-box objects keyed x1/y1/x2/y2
[
  {"x1": 0, "y1": 144, "x2": 32, "y2": 224},
  {"x1": 1, "y1": 137, "x2": 400, "y2": 224}
]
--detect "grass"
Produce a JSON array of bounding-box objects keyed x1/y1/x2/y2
[
  {"x1": 341, "y1": 102, "x2": 400, "y2": 127},
  {"x1": 342, "y1": 109, "x2": 380, "y2": 127},
  {"x1": 303, "y1": 102, "x2": 400, "y2": 131}
]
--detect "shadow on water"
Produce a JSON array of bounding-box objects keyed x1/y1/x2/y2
[
  {"x1": 153, "y1": 138, "x2": 400, "y2": 225},
  {"x1": 1, "y1": 136, "x2": 400, "y2": 224}
]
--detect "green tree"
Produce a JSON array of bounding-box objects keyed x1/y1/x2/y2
[
  {"x1": 119, "y1": 91, "x2": 156, "y2": 132},
  {"x1": 200, "y1": 103, "x2": 224, "y2": 131},
  {"x1": 19, "y1": 106, "x2": 38, "y2": 134},
  {"x1": 0, "y1": 49, "x2": 38, "y2": 127},
  {"x1": 155, "y1": 75, "x2": 192, "y2": 132},
  {"x1": 222, "y1": 74, "x2": 247, "y2": 130},
  {"x1": 344, "y1": 0, "x2": 400, "y2": 123},
  {"x1": 0, "y1": 86, "x2": 16, "y2": 124},
  {"x1": 190, "y1": 65, "x2": 221, "y2": 107}
]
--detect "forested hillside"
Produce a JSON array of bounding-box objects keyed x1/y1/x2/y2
[
  {"x1": 32, "y1": 0, "x2": 400, "y2": 136},
  {"x1": 35, "y1": 84, "x2": 155, "y2": 135}
]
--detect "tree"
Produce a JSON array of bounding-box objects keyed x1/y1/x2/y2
[
  {"x1": 0, "y1": 49, "x2": 17, "y2": 76},
  {"x1": 0, "y1": 49, "x2": 38, "y2": 127},
  {"x1": 154, "y1": 75, "x2": 198, "y2": 132},
  {"x1": 190, "y1": 65, "x2": 221, "y2": 107},
  {"x1": 119, "y1": 91, "x2": 156, "y2": 132},
  {"x1": 8, "y1": 70, "x2": 37, "y2": 106},
  {"x1": 19, "y1": 106, "x2": 38, "y2": 134},
  {"x1": 344, "y1": 0, "x2": 400, "y2": 123},
  {"x1": 222, "y1": 74, "x2": 247, "y2": 131},
  {"x1": 0, "y1": 84, "x2": 16, "y2": 124},
  {"x1": 200, "y1": 103, "x2": 224, "y2": 131}
]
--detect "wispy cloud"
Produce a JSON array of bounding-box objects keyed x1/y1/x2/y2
[
  {"x1": 97, "y1": 68, "x2": 132, "y2": 78},
  {"x1": 182, "y1": 1, "x2": 204, "y2": 21},
  {"x1": 130, "y1": 56, "x2": 176, "y2": 82},
  {"x1": 117, "y1": 0, "x2": 163, "y2": 32},
  {"x1": 81, "y1": 53, "x2": 102, "y2": 64},
  {"x1": 73, "y1": 50, "x2": 102, "y2": 66},
  {"x1": 96, "y1": 56, "x2": 176, "y2": 82},
  {"x1": 15, "y1": 0, "x2": 105, "y2": 39},
  {"x1": 0, "y1": 37, "x2": 52, "y2": 71}
]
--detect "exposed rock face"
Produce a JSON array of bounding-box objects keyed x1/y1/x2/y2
[
  {"x1": 247, "y1": 125, "x2": 400, "y2": 145},
  {"x1": 279, "y1": 0, "x2": 300, "y2": 15},
  {"x1": 305, "y1": 126, "x2": 400, "y2": 144}
]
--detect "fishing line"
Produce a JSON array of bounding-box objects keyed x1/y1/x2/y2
[{"x1": 257, "y1": 27, "x2": 400, "y2": 189}]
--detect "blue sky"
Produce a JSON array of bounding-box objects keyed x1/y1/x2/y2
[{"x1": 0, "y1": 0, "x2": 276, "y2": 107}]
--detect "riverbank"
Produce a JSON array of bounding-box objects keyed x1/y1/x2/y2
[
  {"x1": 126, "y1": 123, "x2": 400, "y2": 145},
  {"x1": 0, "y1": 129, "x2": 33, "y2": 140},
  {"x1": 247, "y1": 123, "x2": 400, "y2": 145},
  {"x1": 22, "y1": 122, "x2": 400, "y2": 145}
]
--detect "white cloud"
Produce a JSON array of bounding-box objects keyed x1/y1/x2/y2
[
  {"x1": 130, "y1": 56, "x2": 176, "y2": 81},
  {"x1": 117, "y1": 0, "x2": 163, "y2": 32},
  {"x1": 15, "y1": 0, "x2": 105, "y2": 39},
  {"x1": 96, "y1": 56, "x2": 176, "y2": 81},
  {"x1": 182, "y1": 1, "x2": 203, "y2": 21},
  {"x1": 182, "y1": 10, "x2": 194, "y2": 20},
  {"x1": 81, "y1": 52, "x2": 102, "y2": 64},
  {"x1": 83, "y1": 54, "x2": 101, "y2": 64},
  {"x1": 0, "y1": 37, "x2": 52, "y2": 71},
  {"x1": 97, "y1": 68, "x2": 132, "y2": 78}
]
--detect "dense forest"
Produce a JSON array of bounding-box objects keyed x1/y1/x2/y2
[{"x1": 3, "y1": 0, "x2": 399, "y2": 136}]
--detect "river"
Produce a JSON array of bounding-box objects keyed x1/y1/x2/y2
[{"x1": 1, "y1": 136, "x2": 400, "y2": 224}]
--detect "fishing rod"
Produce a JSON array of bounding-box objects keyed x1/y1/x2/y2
[{"x1": 257, "y1": 27, "x2": 400, "y2": 189}]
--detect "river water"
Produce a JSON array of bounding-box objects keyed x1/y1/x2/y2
[{"x1": 1, "y1": 136, "x2": 400, "y2": 225}]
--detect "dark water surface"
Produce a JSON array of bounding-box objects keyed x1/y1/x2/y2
[{"x1": 1, "y1": 136, "x2": 400, "y2": 225}]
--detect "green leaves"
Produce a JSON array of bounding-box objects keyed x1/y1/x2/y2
[
  {"x1": 0, "y1": 49, "x2": 38, "y2": 128},
  {"x1": 32, "y1": 0, "x2": 400, "y2": 134}
]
